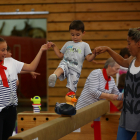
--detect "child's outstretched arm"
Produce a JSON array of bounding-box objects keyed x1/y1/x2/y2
[
  {"x1": 85, "y1": 49, "x2": 96, "y2": 62},
  {"x1": 92, "y1": 60, "x2": 106, "y2": 64},
  {"x1": 19, "y1": 71, "x2": 40, "y2": 79},
  {"x1": 21, "y1": 44, "x2": 50, "y2": 72},
  {"x1": 95, "y1": 46, "x2": 133, "y2": 68},
  {"x1": 30, "y1": 72, "x2": 40, "y2": 79},
  {"x1": 49, "y1": 42, "x2": 64, "y2": 58}
]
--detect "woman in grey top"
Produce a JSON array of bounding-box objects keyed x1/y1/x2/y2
[{"x1": 95, "y1": 27, "x2": 140, "y2": 140}]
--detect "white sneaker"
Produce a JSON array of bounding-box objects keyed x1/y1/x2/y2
[
  {"x1": 48, "y1": 74, "x2": 57, "y2": 87},
  {"x1": 12, "y1": 131, "x2": 17, "y2": 136}
]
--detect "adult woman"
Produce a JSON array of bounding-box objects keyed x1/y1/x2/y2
[
  {"x1": 76, "y1": 57, "x2": 123, "y2": 111},
  {"x1": 95, "y1": 27, "x2": 140, "y2": 140},
  {"x1": 0, "y1": 37, "x2": 49, "y2": 140},
  {"x1": 76, "y1": 57, "x2": 123, "y2": 140}
]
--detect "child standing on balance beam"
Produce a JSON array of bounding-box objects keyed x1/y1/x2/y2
[{"x1": 48, "y1": 20, "x2": 96, "y2": 94}]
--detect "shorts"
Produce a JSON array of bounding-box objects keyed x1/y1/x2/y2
[{"x1": 58, "y1": 61, "x2": 80, "y2": 93}]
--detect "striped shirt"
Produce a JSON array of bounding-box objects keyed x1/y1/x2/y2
[
  {"x1": 0, "y1": 58, "x2": 24, "y2": 108},
  {"x1": 76, "y1": 69, "x2": 123, "y2": 110}
]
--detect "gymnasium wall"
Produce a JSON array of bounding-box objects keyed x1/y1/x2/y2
[{"x1": 0, "y1": 0, "x2": 140, "y2": 110}]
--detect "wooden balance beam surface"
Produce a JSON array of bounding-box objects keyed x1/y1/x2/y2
[{"x1": 9, "y1": 100, "x2": 109, "y2": 140}]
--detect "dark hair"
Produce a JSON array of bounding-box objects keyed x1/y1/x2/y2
[
  {"x1": 128, "y1": 27, "x2": 140, "y2": 42},
  {"x1": 69, "y1": 20, "x2": 84, "y2": 32},
  {"x1": 118, "y1": 74, "x2": 126, "y2": 89},
  {"x1": 7, "y1": 46, "x2": 11, "y2": 52},
  {"x1": 0, "y1": 37, "x2": 5, "y2": 43},
  {"x1": 119, "y1": 48, "x2": 130, "y2": 58}
]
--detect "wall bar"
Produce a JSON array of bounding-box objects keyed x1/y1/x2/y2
[{"x1": 0, "y1": 11, "x2": 49, "y2": 15}]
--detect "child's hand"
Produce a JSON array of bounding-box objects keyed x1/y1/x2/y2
[
  {"x1": 92, "y1": 60, "x2": 98, "y2": 64},
  {"x1": 92, "y1": 49, "x2": 97, "y2": 57},
  {"x1": 30, "y1": 72, "x2": 40, "y2": 79},
  {"x1": 95, "y1": 46, "x2": 108, "y2": 54},
  {"x1": 116, "y1": 101, "x2": 123, "y2": 111},
  {"x1": 47, "y1": 42, "x2": 56, "y2": 48}
]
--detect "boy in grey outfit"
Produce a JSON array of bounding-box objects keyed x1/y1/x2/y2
[{"x1": 48, "y1": 20, "x2": 96, "y2": 93}]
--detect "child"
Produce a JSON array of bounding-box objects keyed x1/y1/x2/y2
[
  {"x1": 116, "y1": 47, "x2": 130, "y2": 86},
  {"x1": 6, "y1": 46, "x2": 12, "y2": 57},
  {"x1": 118, "y1": 73, "x2": 126, "y2": 93},
  {"x1": 116, "y1": 73, "x2": 126, "y2": 111},
  {"x1": 6, "y1": 46, "x2": 40, "y2": 87},
  {"x1": 95, "y1": 27, "x2": 140, "y2": 140},
  {"x1": 0, "y1": 37, "x2": 49, "y2": 140},
  {"x1": 48, "y1": 20, "x2": 96, "y2": 93}
]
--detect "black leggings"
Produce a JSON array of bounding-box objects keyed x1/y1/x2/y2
[{"x1": 0, "y1": 106, "x2": 17, "y2": 140}]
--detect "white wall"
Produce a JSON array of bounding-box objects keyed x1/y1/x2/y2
[{"x1": 0, "y1": 19, "x2": 47, "y2": 36}]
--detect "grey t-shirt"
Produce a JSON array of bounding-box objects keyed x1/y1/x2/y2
[
  {"x1": 60, "y1": 41, "x2": 92, "y2": 73},
  {"x1": 119, "y1": 59, "x2": 140, "y2": 132}
]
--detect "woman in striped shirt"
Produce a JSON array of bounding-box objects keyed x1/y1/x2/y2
[
  {"x1": 76, "y1": 57, "x2": 123, "y2": 139},
  {"x1": 76, "y1": 57, "x2": 123, "y2": 111},
  {"x1": 0, "y1": 37, "x2": 49, "y2": 140}
]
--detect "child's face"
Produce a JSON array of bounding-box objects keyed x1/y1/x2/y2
[
  {"x1": 0, "y1": 42, "x2": 7, "y2": 61},
  {"x1": 123, "y1": 54, "x2": 129, "y2": 59},
  {"x1": 70, "y1": 29, "x2": 85, "y2": 43}
]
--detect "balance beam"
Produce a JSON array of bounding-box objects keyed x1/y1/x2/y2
[{"x1": 9, "y1": 100, "x2": 109, "y2": 140}]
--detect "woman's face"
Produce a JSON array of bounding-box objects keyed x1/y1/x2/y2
[
  {"x1": 127, "y1": 36, "x2": 139, "y2": 57},
  {"x1": 108, "y1": 63, "x2": 120, "y2": 77},
  {"x1": 0, "y1": 42, "x2": 7, "y2": 61}
]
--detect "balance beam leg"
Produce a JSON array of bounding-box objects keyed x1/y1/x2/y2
[{"x1": 94, "y1": 121, "x2": 101, "y2": 140}]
